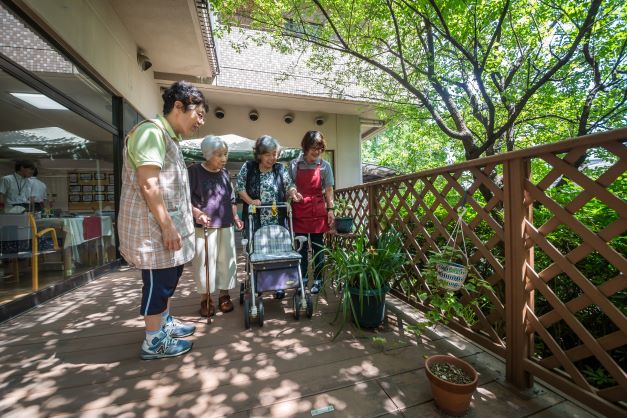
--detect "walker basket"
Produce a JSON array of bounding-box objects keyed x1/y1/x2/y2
[{"x1": 436, "y1": 262, "x2": 468, "y2": 291}]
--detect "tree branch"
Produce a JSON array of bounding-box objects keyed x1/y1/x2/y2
[
  {"x1": 492, "y1": 0, "x2": 603, "y2": 142},
  {"x1": 386, "y1": 0, "x2": 408, "y2": 80}
]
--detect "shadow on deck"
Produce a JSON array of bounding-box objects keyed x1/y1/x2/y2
[{"x1": 0, "y1": 259, "x2": 600, "y2": 417}]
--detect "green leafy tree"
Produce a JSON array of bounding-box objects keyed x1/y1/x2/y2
[
  {"x1": 211, "y1": 0, "x2": 625, "y2": 164},
  {"x1": 362, "y1": 120, "x2": 456, "y2": 173}
]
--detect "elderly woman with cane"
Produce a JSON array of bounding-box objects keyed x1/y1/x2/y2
[{"x1": 189, "y1": 135, "x2": 244, "y2": 319}]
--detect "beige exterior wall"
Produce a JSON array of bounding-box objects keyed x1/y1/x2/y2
[
  {"x1": 199, "y1": 106, "x2": 336, "y2": 149},
  {"x1": 335, "y1": 115, "x2": 362, "y2": 188},
  {"x1": 198, "y1": 104, "x2": 361, "y2": 188},
  {"x1": 21, "y1": 0, "x2": 161, "y2": 117}
]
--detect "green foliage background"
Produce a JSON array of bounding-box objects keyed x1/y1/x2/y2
[{"x1": 211, "y1": 0, "x2": 627, "y2": 392}]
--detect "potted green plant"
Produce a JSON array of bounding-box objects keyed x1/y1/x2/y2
[
  {"x1": 414, "y1": 245, "x2": 490, "y2": 416},
  {"x1": 323, "y1": 227, "x2": 407, "y2": 339},
  {"x1": 333, "y1": 196, "x2": 354, "y2": 233},
  {"x1": 428, "y1": 244, "x2": 469, "y2": 291}
]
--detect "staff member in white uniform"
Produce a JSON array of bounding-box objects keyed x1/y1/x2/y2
[
  {"x1": 30, "y1": 168, "x2": 48, "y2": 212},
  {"x1": 0, "y1": 160, "x2": 35, "y2": 213}
]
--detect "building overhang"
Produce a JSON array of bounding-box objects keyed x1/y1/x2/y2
[
  {"x1": 110, "y1": 0, "x2": 385, "y2": 139},
  {"x1": 110, "y1": 0, "x2": 218, "y2": 79}
]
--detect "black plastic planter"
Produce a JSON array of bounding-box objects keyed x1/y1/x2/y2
[{"x1": 348, "y1": 285, "x2": 389, "y2": 328}]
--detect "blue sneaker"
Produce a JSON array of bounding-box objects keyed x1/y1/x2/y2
[
  {"x1": 274, "y1": 289, "x2": 286, "y2": 299},
  {"x1": 140, "y1": 332, "x2": 192, "y2": 360},
  {"x1": 164, "y1": 315, "x2": 196, "y2": 338},
  {"x1": 310, "y1": 280, "x2": 323, "y2": 294}
]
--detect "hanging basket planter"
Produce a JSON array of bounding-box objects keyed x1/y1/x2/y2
[{"x1": 436, "y1": 261, "x2": 468, "y2": 291}]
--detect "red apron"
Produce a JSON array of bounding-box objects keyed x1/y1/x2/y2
[{"x1": 292, "y1": 163, "x2": 329, "y2": 234}]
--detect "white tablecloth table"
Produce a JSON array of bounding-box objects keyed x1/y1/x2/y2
[{"x1": 36, "y1": 215, "x2": 115, "y2": 274}]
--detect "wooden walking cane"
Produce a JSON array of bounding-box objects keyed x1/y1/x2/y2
[{"x1": 204, "y1": 226, "x2": 211, "y2": 325}]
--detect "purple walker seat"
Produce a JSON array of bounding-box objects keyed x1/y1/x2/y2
[{"x1": 250, "y1": 224, "x2": 302, "y2": 293}]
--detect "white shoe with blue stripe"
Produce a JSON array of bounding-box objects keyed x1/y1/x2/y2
[
  {"x1": 164, "y1": 315, "x2": 196, "y2": 338},
  {"x1": 140, "y1": 332, "x2": 192, "y2": 360}
]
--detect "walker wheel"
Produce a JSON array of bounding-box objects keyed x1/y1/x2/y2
[
  {"x1": 258, "y1": 299, "x2": 264, "y2": 327},
  {"x1": 243, "y1": 298, "x2": 251, "y2": 329},
  {"x1": 293, "y1": 292, "x2": 301, "y2": 320}
]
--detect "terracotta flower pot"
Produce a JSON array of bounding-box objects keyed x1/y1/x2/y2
[{"x1": 425, "y1": 355, "x2": 478, "y2": 416}]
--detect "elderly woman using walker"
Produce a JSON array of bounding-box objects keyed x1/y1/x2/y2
[
  {"x1": 188, "y1": 135, "x2": 244, "y2": 318},
  {"x1": 235, "y1": 134, "x2": 300, "y2": 299}
]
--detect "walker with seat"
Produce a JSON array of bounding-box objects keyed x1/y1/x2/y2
[{"x1": 239, "y1": 201, "x2": 313, "y2": 329}]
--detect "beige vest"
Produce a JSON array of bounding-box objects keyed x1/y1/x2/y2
[{"x1": 117, "y1": 118, "x2": 194, "y2": 269}]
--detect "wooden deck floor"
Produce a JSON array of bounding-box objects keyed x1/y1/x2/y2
[{"x1": 0, "y1": 263, "x2": 600, "y2": 417}]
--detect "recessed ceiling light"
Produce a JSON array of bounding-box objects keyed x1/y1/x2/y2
[
  {"x1": 10, "y1": 93, "x2": 68, "y2": 110},
  {"x1": 8, "y1": 147, "x2": 47, "y2": 154}
]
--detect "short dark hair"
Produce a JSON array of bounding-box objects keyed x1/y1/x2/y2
[
  {"x1": 161, "y1": 81, "x2": 208, "y2": 115},
  {"x1": 301, "y1": 130, "x2": 326, "y2": 153},
  {"x1": 253, "y1": 135, "x2": 281, "y2": 162},
  {"x1": 15, "y1": 159, "x2": 35, "y2": 172}
]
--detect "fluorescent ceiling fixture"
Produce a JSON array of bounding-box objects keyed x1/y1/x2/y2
[
  {"x1": 10, "y1": 93, "x2": 68, "y2": 110},
  {"x1": 8, "y1": 147, "x2": 47, "y2": 154}
]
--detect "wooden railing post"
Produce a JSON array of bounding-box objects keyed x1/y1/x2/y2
[{"x1": 504, "y1": 158, "x2": 534, "y2": 389}]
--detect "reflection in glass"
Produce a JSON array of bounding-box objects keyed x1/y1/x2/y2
[
  {"x1": 0, "y1": 2, "x2": 113, "y2": 124},
  {"x1": 0, "y1": 67, "x2": 115, "y2": 305},
  {"x1": 123, "y1": 100, "x2": 143, "y2": 135},
  {"x1": 0, "y1": 127, "x2": 92, "y2": 160}
]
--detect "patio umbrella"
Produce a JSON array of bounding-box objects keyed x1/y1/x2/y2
[{"x1": 180, "y1": 134, "x2": 300, "y2": 163}]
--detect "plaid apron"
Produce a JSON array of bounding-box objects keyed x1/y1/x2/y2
[{"x1": 117, "y1": 118, "x2": 194, "y2": 269}]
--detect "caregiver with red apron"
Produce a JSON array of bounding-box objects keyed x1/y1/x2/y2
[{"x1": 290, "y1": 130, "x2": 335, "y2": 294}]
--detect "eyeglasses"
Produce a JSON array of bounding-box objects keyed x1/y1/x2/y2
[{"x1": 189, "y1": 105, "x2": 206, "y2": 121}]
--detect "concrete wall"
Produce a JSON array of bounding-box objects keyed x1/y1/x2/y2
[
  {"x1": 198, "y1": 104, "x2": 361, "y2": 188},
  {"x1": 21, "y1": 0, "x2": 161, "y2": 117}
]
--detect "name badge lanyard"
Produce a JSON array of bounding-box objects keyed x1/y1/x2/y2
[{"x1": 14, "y1": 174, "x2": 28, "y2": 201}]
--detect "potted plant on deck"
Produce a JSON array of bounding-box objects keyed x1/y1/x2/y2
[
  {"x1": 323, "y1": 227, "x2": 407, "y2": 339},
  {"x1": 415, "y1": 245, "x2": 490, "y2": 416},
  {"x1": 425, "y1": 354, "x2": 479, "y2": 416},
  {"x1": 333, "y1": 196, "x2": 354, "y2": 233}
]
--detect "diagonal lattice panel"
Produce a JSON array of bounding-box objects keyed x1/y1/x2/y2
[
  {"x1": 524, "y1": 303, "x2": 593, "y2": 390},
  {"x1": 540, "y1": 330, "x2": 626, "y2": 370},
  {"x1": 526, "y1": 182, "x2": 626, "y2": 272},
  {"x1": 524, "y1": 260, "x2": 627, "y2": 393},
  {"x1": 525, "y1": 220, "x2": 627, "y2": 338},
  {"x1": 523, "y1": 189, "x2": 627, "y2": 401},
  {"x1": 333, "y1": 130, "x2": 626, "y2": 415}
]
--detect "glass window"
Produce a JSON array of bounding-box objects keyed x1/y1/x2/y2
[
  {"x1": 323, "y1": 150, "x2": 335, "y2": 180},
  {"x1": 0, "y1": 2, "x2": 114, "y2": 125},
  {"x1": 0, "y1": 68, "x2": 116, "y2": 304},
  {"x1": 123, "y1": 100, "x2": 143, "y2": 136}
]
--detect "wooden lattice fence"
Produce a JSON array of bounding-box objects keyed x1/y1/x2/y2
[{"x1": 334, "y1": 128, "x2": 626, "y2": 416}]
